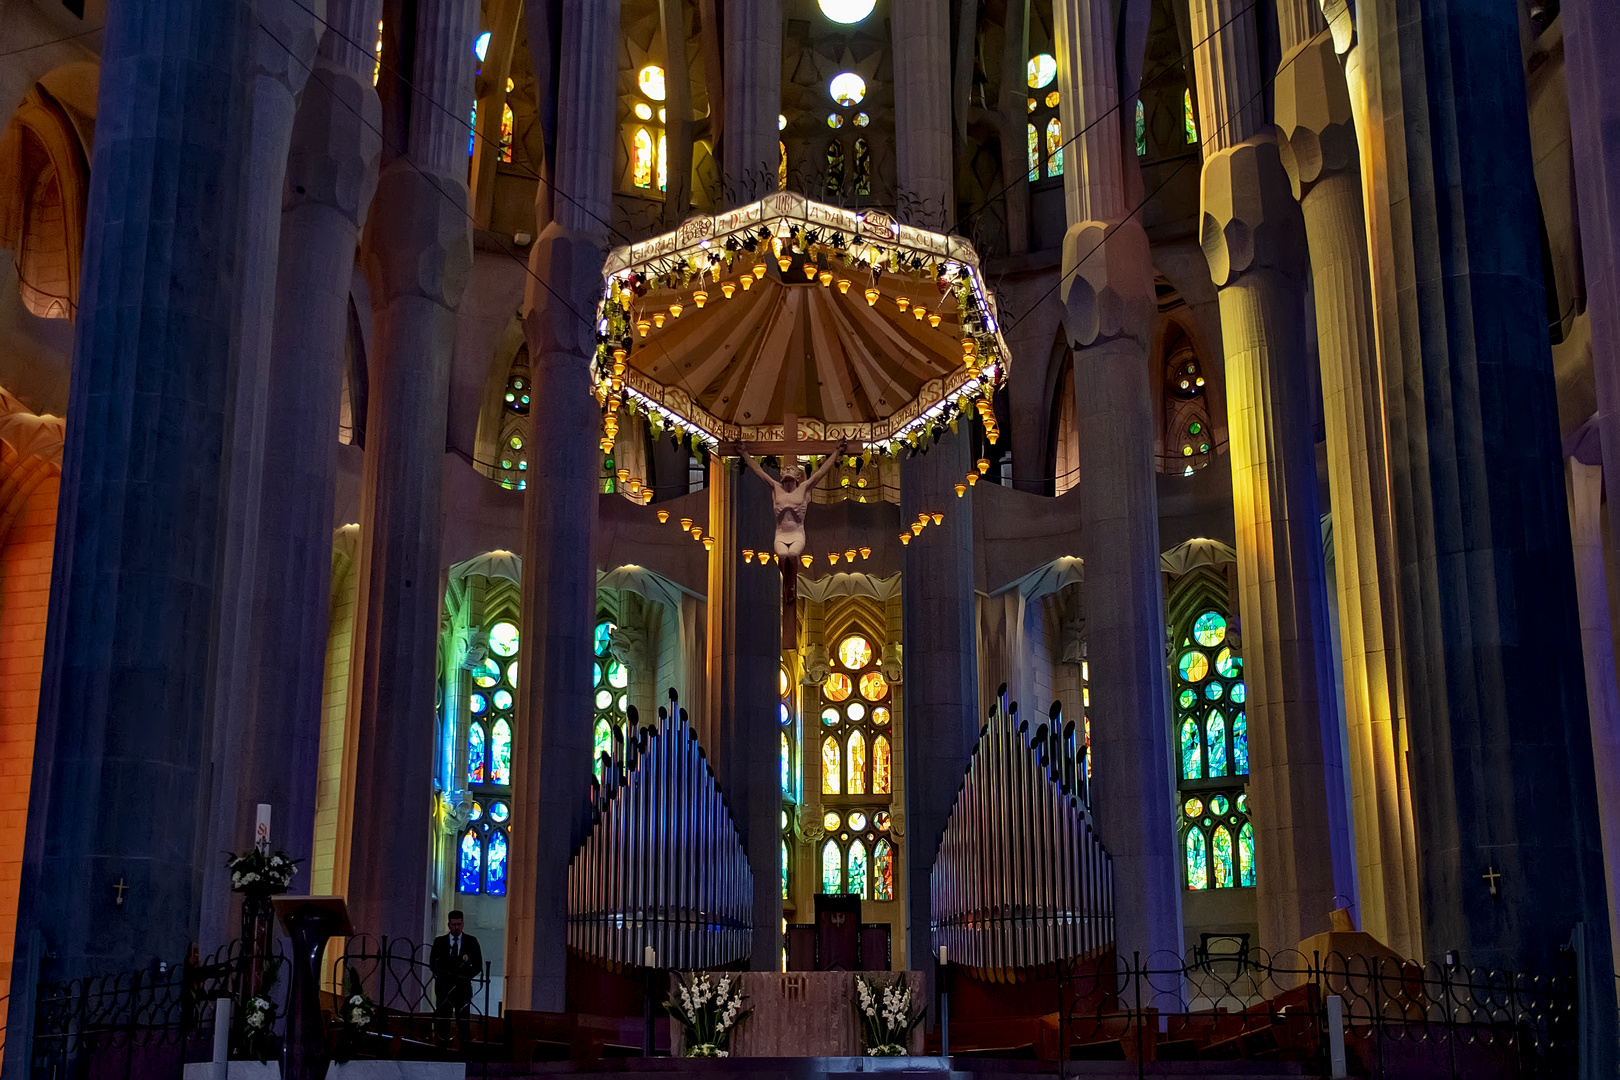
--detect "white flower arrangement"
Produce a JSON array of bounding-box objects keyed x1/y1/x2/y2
[
  {"x1": 666, "y1": 972, "x2": 750, "y2": 1058},
  {"x1": 855, "y1": 974, "x2": 923, "y2": 1056},
  {"x1": 225, "y1": 848, "x2": 300, "y2": 894},
  {"x1": 332, "y1": 969, "x2": 379, "y2": 1063},
  {"x1": 238, "y1": 993, "x2": 278, "y2": 1062}
]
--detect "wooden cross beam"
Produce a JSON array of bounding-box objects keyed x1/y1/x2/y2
[{"x1": 718, "y1": 413, "x2": 861, "y2": 459}]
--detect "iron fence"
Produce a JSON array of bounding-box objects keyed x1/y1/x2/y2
[
  {"x1": 1053, "y1": 947, "x2": 1578, "y2": 1079},
  {"x1": 324, "y1": 935, "x2": 495, "y2": 1060}
]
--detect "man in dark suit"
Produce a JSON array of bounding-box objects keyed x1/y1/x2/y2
[{"x1": 430, "y1": 910, "x2": 484, "y2": 1050}]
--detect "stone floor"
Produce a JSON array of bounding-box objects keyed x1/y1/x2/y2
[{"x1": 474, "y1": 1057, "x2": 1309, "y2": 1079}]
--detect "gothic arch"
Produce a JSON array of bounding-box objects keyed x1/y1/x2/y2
[
  {"x1": 472, "y1": 315, "x2": 530, "y2": 488},
  {"x1": 0, "y1": 63, "x2": 98, "y2": 320},
  {"x1": 1148, "y1": 305, "x2": 1226, "y2": 474}
]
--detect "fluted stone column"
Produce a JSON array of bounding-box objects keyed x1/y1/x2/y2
[
  {"x1": 2, "y1": 1, "x2": 253, "y2": 1070},
  {"x1": 892, "y1": 0, "x2": 952, "y2": 225},
  {"x1": 1191, "y1": 0, "x2": 1350, "y2": 951},
  {"x1": 197, "y1": 0, "x2": 324, "y2": 951},
  {"x1": 900, "y1": 430, "x2": 977, "y2": 999},
  {"x1": 505, "y1": 0, "x2": 617, "y2": 1013},
  {"x1": 1054, "y1": 0, "x2": 1181, "y2": 970},
  {"x1": 1274, "y1": 22, "x2": 1419, "y2": 956},
  {"x1": 720, "y1": 0, "x2": 780, "y2": 202},
  {"x1": 244, "y1": 0, "x2": 383, "y2": 912},
  {"x1": 346, "y1": 0, "x2": 477, "y2": 945}
]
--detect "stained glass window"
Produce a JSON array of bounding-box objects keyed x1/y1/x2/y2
[
  {"x1": 854, "y1": 138, "x2": 871, "y2": 194},
  {"x1": 781, "y1": 731, "x2": 791, "y2": 794},
  {"x1": 633, "y1": 128, "x2": 654, "y2": 188},
  {"x1": 1136, "y1": 99, "x2": 1147, "y2": 156},
  {"x1": 473, "y1": 658, "x2": 500, "y2": 687},
  {"x1": 594, "y1": 621, "x2": 613, "y2": 656},
  {"x1": 1239, "y1": 822, "x2": 1255, "y2": 886},
  {"x1": 847, "y1": 731, "x2": 866, "y2": 794},
  {"x1": 822, "y1": 839, "x2": 842, "y2": 892},
  {"x1": 830, "y1": 72, "x2": 867, "y2": 106},
  {"x1": 1185, "y1": 829, "x2": 1207, "y2": 890},
  {"x1": 1212, "y1": 826, "x2": 1233, "y2": 888},
  {"x1": 873, "y1": 735, "x2": 892, "y2": 794},
  {"x1": 822, "y1": 736, "x2": 841, "y2": 794},
  {"x1": 1215, "y1": 647, "x2": 1240, "y2": 678},
  {"x1": 1045, "y1": 118, "x2": 1063, "y2": 177},
  {"x1": 873, "y1": 840, "x2": 894, "y2": 900},
  {"x1": 848, "y1": 839, "x2": 868, "y2": 898},
  {"x1": 1027, "y1": 53, "x2": 1056, "y2": 89},
  {"x1": 1180, "y1": 717, "x2": 1201, "y2": 780},
  {"x1": 594, "y1": 717, "x2": 613, "y2": 779},
  {"x1": 1193, "y1": 612, "x2": 1225, "y2": 647},
  {"x1": 820, "y1": 0, "x2": 876, "y2": 22},
  {"x1": 1027, "y1": 124, "x2": 1039, "y2": 182},
  {"x1": 825, "y1": 674, "x2": 853, "y2": 701},
  {"x1": 1178, "y1": 650, "x2": 1209, "y2": 682},
  {"x1": 459, "y1": 829, "x2": 482, "y2": 893},
  {"x1": 1233, "y1": 712, "x2": 1248, "y2": 774},
  {"x1": 500, "y1": 102, "x2": 514, "y2": 163},
  {"x1": 821, "y1": 707, "x2": 839, "y2": 726},
  {"x1": 491, "y1": 718, "x2": 512, "y2": 785},
  {"x1": 489, "y1": 621, "x2": 520, "y2": 656},
  {"x1": 779, "y1": 140, "x2": 788, "y2": 190},
  {"x1": 639, "y1": 65, "x2": 666, "y2": 100},
  {"x1": 839, "y1": 635, "x2": 873, "y2": 670},
  {"x1": 1206, "y1": 711, "x2": 1226, "y2": 777},
  {"x1": 468, "y1": 722, "x2": 487, "y2": 784},
  {"x1": 657, "y1": 133, "x2": 667, "y2": 192},
  {"x1": 487, "y1": 829, "x2": 509, "y2": 895},
  {"x1": 1184, "y1": 89, "x2": 1198, "y2": 144},
  {"x1": 873, "y1": 706, "x2": 890, "y2": 726},
  {"x1": 859, "y1": 672, "x2": 888, "y2": 701},
  {"x1": 847, "y1": 703, "x2": 866, "y2": 723},
  {"x1": 781, "y1": 840, "x2": 789, "y2": 898},
  {"x1": 470, "y1": 693, "x2": 486, "y2": 714},
  {"x1": 825, "y1": 140, "x2": 846, "y2": 197}
]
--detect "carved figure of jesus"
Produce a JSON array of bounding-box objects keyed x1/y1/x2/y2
[{"x1": 742, "y1": 445, "x2": 845, "y2": 558}]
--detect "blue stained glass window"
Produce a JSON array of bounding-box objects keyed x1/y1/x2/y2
[
  {"x1": 468, "y1": 722, "x2": 487, "y2": 785},
  {"x1": 491, "y1": 718, "x2": 512, "y2": 785},
  {"x1": 781, "y1": 730, "x2": 792, "y2": 795},
  {"x1": 1180, "y1": 717, "x2": 1201, "y2": 779},
  {"x1": 781, "y1": 840, "x2": 789, "y2": 899},
  {"x1": 594, "y1": 621, "x2": 613, "y2": 657},
  {"x1": 473, "y1": 658, "x2": 501, "y2": 687},
  {"x1": 1206, "y1": 710, "x2": 1227, "y2": 777},
  {"x1": 459, "y1": 830, "x2": 482, "y2": 893},
  {"x1": 848, "y1": 840, "x2": 868, "y2": 899},
  {"x1": 1213, "y1": 825, "x2": 1234, "y2": 887},
  {"x1": 489, "y1": 801, "x2": 509, "y2": 823},
  {"x1": 1204, "y1": 680, "x2": 1224, "y2": 701},
  {"x1": 780, "y1": 703, "x2": 791, "y2": 725},
  {"x1": 486, "y1": 829, "x2": 509, "y2": 895},
  {"x1": 1193, "y1": 611, "x2": 1227, "y2": 647},
  {"x1": 470, "y1": 693, "x2": 487, "y2": 714},
  {"x1": 1233, "y1": 713, "x2": 1248, "y2": 774},
  {"x1": 1239, "y1": 822, "x2": 1255, "y2": 886},
  {"x1": 1230, "y1": 680, "x2": 1247, "y2": 704},
  {"x1": 1186, "y1": 828, "x2": 1207, "y2": 889}
]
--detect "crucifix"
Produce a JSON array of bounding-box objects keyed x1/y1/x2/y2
[
  {"x1": 113, "y1": 878, "x2": 128, "y2": 907},
  {"x1": 723, "y1": 415, "x2": 860, "y2": 650},
  {"x1": 1482, "y1": 865, "x2": 1502, "y2": 897}
]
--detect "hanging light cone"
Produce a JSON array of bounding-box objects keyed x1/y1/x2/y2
[
  {"x1": 928, "y1": 313, "x2": 942, "y2": 327},
  {"x1": 899, "y1": 533, "x2": 911, "y2": 545},
  {"x1": 775, "y1": 255, "x2": 791, "y2": 272},
  {"x1": 740, "y1": 273, "x2": 754, "y2": 291},
  {"x1": 653, "y1": 313, "x2": 666, "y2": 328},
  {"x1": 680, "y1": 517, "x2": 693, "y2": 531},
  {"x1": 829, "y1": 552, "x2": 840, "y2": 565},
  {"x1": 977, "y1": 458, "x2": 991, "y2": 474},
  {"x1": 844, "y1": 548, "x2": 857, "y2": 562},
  {"x1": 837, "y1": 279, "x2": 852, "y2": 294},
  {"x1": 703, "y1": 535, "x2": 715, "y2": 551},
  {"x1": 637, "y1": 319, "x2": 651, "y2": 337},
  {"x1": 693, "y1": 290, "x2": 709, "y2": 308},
  {"x1": 691, "y1": 525, "x2": 703, "y2": 539},
  {"x1": 800, "y1": 554, "x2": 814, "y2": 567},
  {"x1": 955, "y1": 482, "x2": 966, "y2": 497},
  {"x1": 859, "y1": 546, "x2": 871, "y2": 560},
  {"x1": 657, "y1": 510, "x2": 670, "y2": 523},
  {"x1": 961, "y1": 336, "x2": 978, "y2": 357},
  {"x1": 966, "y1": 471, "x2": 979, "y2": 486},
  {"x1": 819, "y1": 271, "x2": 833, "y2": 287},
  {"x1": 612, "y1": 346, "x2": 627, "y2": 364},
  {"x1": 753, "y1": 261, "x2": 768, "y2": 279},
  {"x1": 743, "y1": 549, "x2": 755, "y2": 563},
  {"x1": 628, "y1": 478, "x2": 643, "y2": 495},
  {"x1": 864, "y1": 287, "x2": 880, "y2": 307},
  {"x1": 669, "y1": 301, "x2": 684, "y2": 318},
  {"x1": 896, "y1": 296, "x2": 910, "y2": 311},
  {"x1": 910, "y1": 522, "x2": 924, "y2": 535},
  {"x1": 721, "y1": 281, "x2": 736, "y2": 299},
  {"x1": 616, "y1": 468, "x2": 631, "y2": 483},
  {"x1": 600, "y1": 437, "x2": 615, "y2": 453},
  {"x1": 931, "y1": 512, "x2": 943, "y2": 525},
  {"x1": 803, "y1": 262, "x2": 818, "y2": 280},
  {"x1": 642, "y1": 490, "x2": 653, "y2": 504},
  {"x1": 913, "y1": 305, "x2": 926, "y2": 321}
]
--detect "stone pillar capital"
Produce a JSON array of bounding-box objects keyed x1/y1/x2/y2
[
  {"x1": 1274, "y1": 35, "x2": 1358, "y2": 200},
  {"x1": 362, "y1": 162, "x2": 473, "y2": 309},
  {"x1": 522, "y1": 221, "x2": 609, "y2": 361},
  {"x1": 250, "y1": 0, "x2": 326, "y2": 98},
  {"x1": 1199, "y1": 134, "x2": 1307, "y2": 286},
  {"x1": 285, "y1": 59, "x2": 382, "y2": 229},
  {"x1": 1060, "y1": 217, "x2": 1156, "y2": 349}
]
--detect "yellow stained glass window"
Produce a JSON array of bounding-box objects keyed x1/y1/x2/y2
[
  {"x1": 858, "y1": 671, "x2": 888, "y2": 701},
  {"x1": 657, "y1": 133, "x2": 667, "y2": 191},
  {"x1": 780, "y1": 666, "x2": 790, "y2": 696},
  {"x1": 822, "y1": 736, "x2": 841, "y2": 794},
  {"x1": 1185, "y1": 88, "x2": 1198, "y2": 143},
  {"x1": 1027, "y1": 123, "x2": 1038, "y2": 182},
  {"x1": 1027, "y1": 53, "x2": 1056, "y2": 89},
  {"x1": 838, "y1": 635, "x2": 873, "y2": 670},
  {"x1": 779, "y1": 140, "x2": 788, "y2": 189},
  {"x1": 824, "y1": 673, "x2": 853, "y2": 701},
  {"x1": 632, "y1": 128, "x2": 654, "y2": 188},
  {"x1": 873, "y1": 734, "x2": 891, "y2": 794},
  {"x1": 847, "y1": 730, "x2": 866, "y2": 794},
  {"x1": 1045, "y1": 117, "x2": 1063, "y2": 177},
  {"x1": 639, "y1": 65, "x2": 666, "y2": 101},
  {"x1": 500, "y1": 103, "x2": 514, "y2": 163}
]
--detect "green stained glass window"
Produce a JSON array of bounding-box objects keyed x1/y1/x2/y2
[
  {"x1": 1230, "y1": 681, "x2": 1246, "y2": 704},
  {"x1": 1045, "y1": 118, "x2": 1063, "y2": 177},
  {"x1": 1204, "y1": 680, "x2": 1224, "y2": 701},
  {"x1": 1178, "y1": 688, "x2": 1197, "y2": 709},
  {"x1": 1180, "y1": 717, "x2": 1202, "y2": 779},
  {"x1": 1215, "y1": 647, "x2": 1240, "y2": 678},
  {"x1": 1186, "y1": 828, "x2": 1207, "y2": 889},
  {"x1": 1213, "y1": 825, "x2": 1234, "y2": 887},
  {"x1": 821, "y1": 839, "x2": 842, "y2": 893},
  {"x1": 493, "y1": 689, "x2": 512, "y2": 711},
  {"x1": 1027, "y1": 123, "x2": 1039, "y2": 182},
  {"x1": 1178, "y1": 650, "x2": 1209, "y2": 682},
  {"x1": 607, "y1": 660, "x2": 628, "y2": 689},
  {"x1": 593, "y1": 717, "x2": 613, "y2": 779},
  {"x1": 594, "y1": 621, "x2": 613, "y2": 657},
  {"x1": 1206, "y1": 710, "x2": 1227, "y2": 777},
  {"x1": 595, "y1": 689, "x2": 613, "y2": 710},
  {"x1": 1239, "y1": 822, "x2": 1255, "y2": 886},
  {"x1": 1184, "y1": 88, "x2": 1198, "y2": 143},
  {"x1": 473, "y1": 658, "x2": 500, "y2": 687},
  {"x1": 1233, "y1": 713, "x2": 1248, "y2": 774},
  {"x1": 489, "y1": 620, "x2": 520, "y2": 657},
  {"x1": 1193, "y1": 611, "x2": 1226, "y2": 647},
  {"x1": 1135, "y1": 99, "x2": 1146, "y2": 156},
  {"x1": 848, "y1": 839, "x2": 868, "y2": 898},
  {"x1": 1210, "y1": 793, "x2": 1230, "y2": 815}
]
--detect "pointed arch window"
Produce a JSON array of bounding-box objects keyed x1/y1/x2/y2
[
  {"x1": 872, "y1": 734, "x2": 891, "y2": 794},
  {"x1": 821, "y1": 839, "x2": 843, "y2": 893},
  {"x1": 459, "y1": 829, "x2": 482, "y2": 893},
  {"x1": 822, "y1": 736, "x2": 841, "y2": 794},
  {"x1": 633, "y1": 128, "x2": 655, "y2": 188},
  {"x1": 1045, "y1": 118, "x2": 1063, "y2": 177},
  {"x1": 853, "y1": 138, "x2": 871, "y2": 195},
  {"x1": 491, "y1": 718, "x2": 512, "y2": 785},
  {"x1": 1136, "y1": 99, "x2": 1147, "y2": 156},
  {"x1": 825, "y1": 140, "x2": 846, "y2": 197},
  {"x1": 592, "y1": 618, "x2": 629, "y2": 780},
  {"x1": 846, "y1": 731, "x2": 866, "y2": 794},
  {"x1": 1160, "y1": 323, "x2": 1216, "y2": 475},
  {"x1": 848, "y1": 839, "x2": 869, "y2": 898},
  {"x1": 1184, "y1": 89, "x2": 1198, "y2": 144},
  {"x1": 468, "y1": 722, "x2": 487, "y2": 785},
  {"x1": 1027, "y1": 123, "x2": 1039, "y2": 182},
  {"x1": 873, "y1": 839, "x2": 894, "y2": 901},
  {"x1": 486, "y1": 829, "x2": 509, "y2": 895}
]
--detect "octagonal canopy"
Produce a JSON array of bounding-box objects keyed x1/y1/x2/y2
[{"x1": 599, "y1": 192, "x2": 1010, "y2": 452}]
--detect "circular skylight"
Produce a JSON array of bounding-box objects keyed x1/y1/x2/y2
[
  {"x1": 829, "y1": 71, "x2": 867, "y2": 106},
  {"x1": 639, "y1": 65, "x2": 667, "y2": 101},
  {"x1": 633, "y1": 102, "x2": 652, "y2": 120},
  {"x1": 819, "y1": 0, "x2": 877, "y2": 23},
  {"x1": 1027, "y1": 53, "x2": 1056, "y2": 89}
]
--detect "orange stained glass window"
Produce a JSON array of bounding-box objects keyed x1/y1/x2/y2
[
  {"x1": 873, "y1": 734, "x2": 891, "y2": 794},
  {"x1": 1045, "y1": 117, "x2": 1063, "y2": 177},
  {"x1": 873, "y1": 839, "x2": 893, "y2": 900},
  {"x1": 633, "y1": 128, "x2": 654, "y2": 188},
  {"x1": 824, "y1": 673, "x2": 853, "y2": 701},
  {"x1": 858, "y1": 671, "x2": 888, "y2": 701},
  {"x1": 847, "y1": 730, "x2": 866, "y2": 794},
  {"x1": 500, "y1": 102, "x2": 514, "y2": 163},
  {"x1": 822, "y1": 736, "x2": 841, "y2": 794},
  {"x1": 838, "y1": 635, "x2": 873, "y2": 670}
]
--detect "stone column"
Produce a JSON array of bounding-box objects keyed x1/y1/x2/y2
[
  {"x1": 1190, "y1": 0, "x2": 1349, "y2": 951},
  {"x1": 2, "y1": 0, "x2": 253, "y2": 1066},
  {"x1": 1566, "y1": 458, "x2": 1620, "y2": 975},
  {"x1": 720, "y1": 0, "x2": 780, "y2": 203},
  {"x1": 505, "y1": 0, "x2": 617, "y2": 1013},
  {"x1": 346, "y1": 0, "x2": 477, "y2": 946},
  {"x1": 891, "y1": 0, "x2": 953, "y2": 225},
  {"x1": 243, "y1": 0, "x2": 384, "y2": 911},
  {"x1": 197, "y1": 0, "x2": 324, "y2": 951},
  {"x1": 900, "y1": 430, "x2": 977, "y2": 998},
  {"x1": 1273, "y1": 20, "x2": 1419, "y2": 955},
  {"x1": 1053, "y1": 0, "x2": 1181, "y2": 969}
]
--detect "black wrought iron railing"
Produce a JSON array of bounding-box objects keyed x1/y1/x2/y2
[{"x1": 324, "y1": 934, "x2": 496, "y2": 1059}]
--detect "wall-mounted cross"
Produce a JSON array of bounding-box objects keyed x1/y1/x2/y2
[
  {"x1": 1482, "y1": 865, "x2": 1502, "y2": 897},
  {"x1": 113, "y1": 878, "x2": 128, "y2": 907}
]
